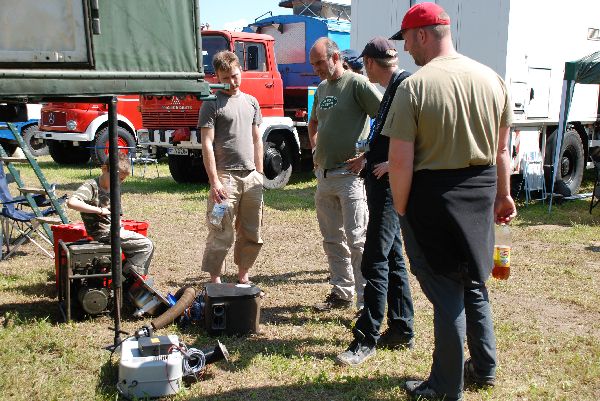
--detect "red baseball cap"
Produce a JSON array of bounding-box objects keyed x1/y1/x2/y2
[{"x1": 390, "y1": 2, "x2": 450, "y2": 40}]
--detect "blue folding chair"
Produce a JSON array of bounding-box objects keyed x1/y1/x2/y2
[{"x1": 0, "y1": 165, "x2": 64, "y2": 259}]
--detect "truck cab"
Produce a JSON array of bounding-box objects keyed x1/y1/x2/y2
[
  {"x1": 139, "y1": 31, "x2": 299, "y2": 188},
  {"x1": 37, "y1": 95, "x2": 142, "y2": 165}
]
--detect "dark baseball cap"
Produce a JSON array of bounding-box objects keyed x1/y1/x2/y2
[
  {"x1": 359, "y1": 37, "x2": 397, "y2": 59},
  {"x1": 390, "y1": 2, "x2": 450, "y2": 40}
]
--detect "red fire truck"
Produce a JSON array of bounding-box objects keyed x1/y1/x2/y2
[
  {"x1": 137, "y1": 31, "x2": 301, "y2": 188},
  {"x1": 36, "y1": 95, "x2": 142, "y2": 165},
  {"x1": 137, "y1": 2, "x2": 352, "y2": 189}
]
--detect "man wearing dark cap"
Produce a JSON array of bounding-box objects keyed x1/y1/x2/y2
[
  {"x1": 384, "y1": 3, "x2": 517, "y2": 400},
  {"x1": 340, "y1": 49, "x2": 364, "y2": 74},
  {"x1": 336, "y1": 36, "x2": 414, "y2": 367}
]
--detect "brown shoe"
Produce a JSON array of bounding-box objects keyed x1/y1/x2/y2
[{"x1": 313, "y1": 293, "x2": 352, "y2": 312}]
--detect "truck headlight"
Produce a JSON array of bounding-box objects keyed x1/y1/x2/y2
[
  {"x1": 66, "y1": 120, "x2": 77, "y2": 131},
  {"x1": 138, "y1": 130, "x2": 150, "y2": 144}
]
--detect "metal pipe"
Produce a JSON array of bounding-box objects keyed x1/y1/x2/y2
[
  {"x1": 194, "y1": 0, "x2": 203, "y2": 74},
  {"x1": 108, "y1": 96, "x2": 123, "y2": 347},
  {"x1": 0, "y1": 71, "x2": 205, "y2": 79}
]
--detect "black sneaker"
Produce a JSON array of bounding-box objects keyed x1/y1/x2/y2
[
  {"x1": 464, "y1": 358, "x2": 496, "y2": 388},
  {"x1": 313, "y1": 293, "x2": 352, "y2": 311},
  {"x1": 378, "y1": 328, "x2": 414, "y2": 350},
  {"x1": 404, "y1": 380, "x2": 462, "y2": 401},
  {"x1": 335, "y1": 339, "x2": 376, "y2": 366}
]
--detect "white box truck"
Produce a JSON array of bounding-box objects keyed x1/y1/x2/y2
[{"x1": 351, "y1": 0, "x2": 600, "y2": 195}]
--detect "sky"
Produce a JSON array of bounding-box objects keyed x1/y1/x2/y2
[{"x1": 201, "y1": 0, "x2": 293, "y2": 31}]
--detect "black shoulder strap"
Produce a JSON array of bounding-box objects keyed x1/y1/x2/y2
[{"x1": 388, "y1": 70, "x2": 411, "y2": 99}]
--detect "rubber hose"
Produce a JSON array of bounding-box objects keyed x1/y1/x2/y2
[{"x1": 151, "y1": 286, "x2": 196, "y2": 331}]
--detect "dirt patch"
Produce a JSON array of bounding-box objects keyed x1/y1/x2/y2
[{"x1": 496, "y1": 292, "x2": 600, "y2": 338}]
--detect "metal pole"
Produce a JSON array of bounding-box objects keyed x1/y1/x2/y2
[{"x1": 108, "y1": 96, "x2": 123, "y2": 347}]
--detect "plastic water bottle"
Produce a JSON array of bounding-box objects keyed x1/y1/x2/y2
[
  {"x1": 209, "y1": 197, "x2": 229, "y2": 226},
  {"x1": 492, "y1": 224, "x2": 512, "y2": 280},
  {"x1": 209, "y1": 176, "x2": 232, "y2": 226}
]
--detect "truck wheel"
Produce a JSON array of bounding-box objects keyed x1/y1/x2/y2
[
  {"x1": 168, "y1": 154, "x2": 208, "y2": 183},
  {"x1": 22, "y1": 125, "x2": 49, "y2": 156},
  {"x1": 545, "y1": 128, "x2": 584, "y2": 196},
  {"x1": 263, "y1": 138, "x2": 292, "y2": 189},
  {"x1": 91, "y1": 126, "x2": 136, "y2": 165},
  {"x1": 48, "y1": 140, "x2": 91, "y2": 165}
]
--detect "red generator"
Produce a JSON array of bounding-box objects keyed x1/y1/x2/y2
[{"x1": 52, "y1": 220, "x2": 149, "y2": 321}]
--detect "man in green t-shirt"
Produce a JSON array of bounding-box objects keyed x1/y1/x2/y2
[
  {"x1": 383, "y1": 3, "x2": 517, "y2": 401},
  {"x1": 308, "y1": 37, "x2": 382, "y2": 312}
]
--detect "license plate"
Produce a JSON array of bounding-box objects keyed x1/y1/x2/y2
[{"x1": 168, "y1": 147, "x2": 188, "y2": 156}]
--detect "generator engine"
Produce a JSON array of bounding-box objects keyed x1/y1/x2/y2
[
  {"x1": 57, "y1": 239, "x2": 169, "y2": 321},
  {"x1": 57, "y1": 240, "x2": 114, "y2": 320}
]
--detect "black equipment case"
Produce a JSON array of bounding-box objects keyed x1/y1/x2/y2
[{"x1": 203, "y1": 283, "x2": 262, "y2": 336}]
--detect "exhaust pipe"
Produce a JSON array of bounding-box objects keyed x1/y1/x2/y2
[{"x1": 150, "y1": 286, "x2": 196, "y2": 331}]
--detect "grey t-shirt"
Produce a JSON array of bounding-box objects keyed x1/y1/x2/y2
[{"x1": 198, "y1": 91, "x2": 263, "y2": 171}]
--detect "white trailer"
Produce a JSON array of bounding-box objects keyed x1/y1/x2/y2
[{"x1": 351, "y1": 0, "x2": 600, "y2": 195}]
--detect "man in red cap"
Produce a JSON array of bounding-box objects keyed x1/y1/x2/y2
[{"x1": 383, "y1": 2, "x2": 517, "y2": 400}]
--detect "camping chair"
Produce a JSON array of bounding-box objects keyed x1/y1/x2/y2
[
  {"x1": 590, "y1": 161, "x2": 600, "y2": 214},
  {"x1": 522, "y1": 151, "x2": 546, "y2": 204},
  {"x1": 132, "y1": 146, "x2": 160, "y2": 178},
  {"x1": 0, "y1": 166, "x2": 64, "y2": 259},
  {"x1": 4, "y1": 170, "x2": 51, "y2": 209}
]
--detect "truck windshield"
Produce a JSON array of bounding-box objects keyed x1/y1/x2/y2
[{"x1": 202, "y1": 36, "x2": 229, "y2": 74}]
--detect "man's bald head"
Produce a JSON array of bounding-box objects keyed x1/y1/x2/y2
[{"x1": 310, "y1": 37, "x2": 344, "y2": 81}]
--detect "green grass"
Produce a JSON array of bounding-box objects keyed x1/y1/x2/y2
[{"x1": 0, "y1": 158, "x2": 599, "y2": 400}]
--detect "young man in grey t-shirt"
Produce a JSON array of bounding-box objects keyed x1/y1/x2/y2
[{"x1": 198, "y1": 50, "x2": 264, "y2": 284}]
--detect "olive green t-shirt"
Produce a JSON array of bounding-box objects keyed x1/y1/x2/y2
[
  {"x1": 311, "y1": 70, "x2": 382, "y2": 169},
  {"x1": 382, "y1": 54, "x2": 512, "y2": 171}
]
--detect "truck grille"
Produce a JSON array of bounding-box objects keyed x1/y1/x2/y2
[
  {"x1": 41, "y1": 111, "x2": 67, "y2": 127},
  {"x1": 141, "y1": 112, "x2": 199, "y2": 129}
]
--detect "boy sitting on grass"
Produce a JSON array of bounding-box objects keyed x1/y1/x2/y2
[{"x1": 66, "y1": 153, "x2": 154, "y2": 275}]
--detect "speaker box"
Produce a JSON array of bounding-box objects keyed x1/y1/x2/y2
[{"x1": 203, "y1": 283, "x2": 261, "y2": 336}]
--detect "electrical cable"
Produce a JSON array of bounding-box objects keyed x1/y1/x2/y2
[
  {"x1": 109, "y1": 335, "x2": 134, "y2": 364},
  {"x1": 181, "y1": 347, "x2": 206, "y2": 381},
  {"x1": 171, "y1": 342, "x2": 207, "y2": 381}
]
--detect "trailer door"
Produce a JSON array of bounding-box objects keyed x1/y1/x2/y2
[{"x1": 527, "y1": 67, "x2": 551, "y2": 118}]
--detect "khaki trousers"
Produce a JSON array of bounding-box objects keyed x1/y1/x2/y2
[
  {"x1": 202, "y1": 170, "x2": 263, "y2": 276},
  {"x1": 315, "y1": 167, "x2": 368, "y2": 306}
]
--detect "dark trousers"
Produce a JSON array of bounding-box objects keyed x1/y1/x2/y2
[
  {"x1": 399, "y1": 215, "x2": 496, "y2": 399},
  {"x1": 353, "y1": 174, "x2": 414, "y2": 344}
]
